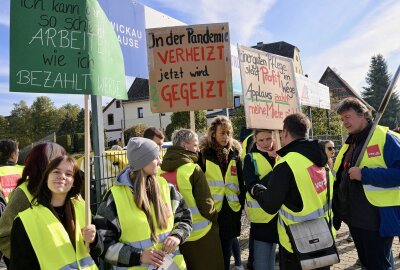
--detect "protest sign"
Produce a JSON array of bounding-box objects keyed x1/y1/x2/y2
[
  {"x1": 295, "y1": 73, "x2": 330, "y2": 109},
  {"x1": 10, "y1": 0, "x2": 127, "y2": 100},
  {"x1": 238, "y1": 45, "x2": 300, "y2": 130},
  {"x1": 146, "y1": 23, "x2": 233, "y2": 113},
  {"x1": 98, "y1": 0, "x2": 147, "y2": 78}
]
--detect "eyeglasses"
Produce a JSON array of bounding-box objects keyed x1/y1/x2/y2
[{"x1": 327, "y1": 147, "x2": 335, "y2": 151}]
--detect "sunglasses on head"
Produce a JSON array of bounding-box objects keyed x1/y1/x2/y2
[{"x1": 327, "y1": 146, "x2": 335, "y2": 151}]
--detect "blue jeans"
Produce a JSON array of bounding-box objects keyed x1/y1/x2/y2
[
  {"x1": 349, "y1": 226, "x2": 394, "y2": 270},
  {"x1": 253, "y1": 240, "x2": 276, "y2": 270},
  {"x1": 232, "y1": 238, "x2": 242, "y2": 266}
]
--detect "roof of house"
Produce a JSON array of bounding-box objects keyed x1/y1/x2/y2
[
  {"x1": 319, "y1": 66, "x2": 374, "y2": 111},
  {"x1": 125, "y1": 78, "x2": 149, "y2": 103},
  {"x1": 252, "y1": 41, "x2": 298, "y2": 58},
  {"x1": 102, "y1": 98, "x2": 116, "y2": 112}
]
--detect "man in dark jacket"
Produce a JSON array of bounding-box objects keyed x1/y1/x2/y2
[
  {"x1": 333, "y1": 97, "x2": 400, "y2": 269},
  {"x1": 250, "y1": 113, "x2": 332, "y2": 270}
]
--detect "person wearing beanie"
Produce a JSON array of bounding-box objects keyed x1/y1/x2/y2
[{"x1": 93, "y1": 137, "x2": 192, "y2": 269}]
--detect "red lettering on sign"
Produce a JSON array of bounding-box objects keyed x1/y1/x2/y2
[
  {"x1": 160, "y1": 80, "x2": 225, "y2": 108},
  {"x1": 367, "y1": 144, "x2": 381, "y2": 158},
  {"x1": 307, "y1": 165, "x2": 327, "y2": 194},
  {"x1": 157, "y1": 45, "x2": 224, "y2": 64}
]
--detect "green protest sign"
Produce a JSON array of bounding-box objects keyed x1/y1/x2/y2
[{"x1": 10, "y1": 0, "x2": 128, "y2": 100}]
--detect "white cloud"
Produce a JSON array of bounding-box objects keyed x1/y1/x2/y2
[
  {"x1": 148, "y1": 0, "x2": 276, "y2": 45},
  {"x1": 0, "y1": 0, "x2": 10, "y2": 27},
  {"x1": 304, "y1": 0, "x2": 400, "y2": 92}
]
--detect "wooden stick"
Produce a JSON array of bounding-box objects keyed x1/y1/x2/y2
[
  {"x1": 354, "y1": 66, "x2": 400, "y2": 167},
  {"x1": 84, "y1": 95, "x2": 91, "y2": 250}
]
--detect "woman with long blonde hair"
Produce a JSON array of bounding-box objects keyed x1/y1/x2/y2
[
  {"x1": 93, "y1": 137, "x2": 192, "y2": 269},
  {"x1": 199, "y1": 116, "x2": 246, "y2": 270}
]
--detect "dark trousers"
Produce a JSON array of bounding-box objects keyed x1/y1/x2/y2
[
  {"x1": 221, "y1": 238, "x2": 234, "y2": 270},
  {"x1": 349, "y1": 226, "x2": 394, "y2": 270},
  {"x1": 248, "y1": 236, "x2": 254, "y2": 269},
  {"x1": 278, "y1": 246, "x2": 330, "y2": 270}
]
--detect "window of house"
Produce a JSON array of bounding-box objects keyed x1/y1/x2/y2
[
  {"x1": 116, "y1": 100, "x2": 121, "y2": 108},
  {"x1": 108, "y1": 114, "x2": 114, "y2": 125},
  {"x1": 138, "y1": 107, "x2": 143, "y2": 118},
  {"x1": 234, "y1": 96, "x2": 241, "y2": 108}
]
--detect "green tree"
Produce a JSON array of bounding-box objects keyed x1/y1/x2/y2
[
  {"x1": 8, "y1": 101, "x2": 33, "y2": 147},
  {"x1": 230, "y1": 105, "x2": 246, "y2": 140},
  {"x1": 124, "y1": 123, "x2": 149, "y2": 142},
  {"x1": 169, "y1": 110, "x2": 207, "y2": 133},
  {"x1": 75, "y1": 108, "x2": 86, "y2": 133},
  {"x1": 30, "y1": 96, "x2": 59, "y2": 140},
  {"x1": 362, "y1": 54, "x2": 400, "y2": 128},
  {"x1": 57, "y1": 104, "x2": 81, "y2": 136},
  {"x1": 0, "y1": 116, "x2": 10, "y2": 139}
]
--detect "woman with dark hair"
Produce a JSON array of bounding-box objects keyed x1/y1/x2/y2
[
  {"x1": 0, "y1": 142, "x2": 66, "y2": 264},
  {"x1": 319, "y1": 140, "x2": 335, "y2": 170},
  {"x1": 93, "y1": 137, "x2": 192, "y2": 269},
  {"x1": 198, "y1": 116, "x2": 246, "y2": 270},
  {"x1": 9, "y1": 155, "x2": 98, "y2": 269}
]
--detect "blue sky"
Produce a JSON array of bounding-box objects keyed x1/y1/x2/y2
[{"x1": 1, "y1": 0, "x2": 399, "y2": 116}]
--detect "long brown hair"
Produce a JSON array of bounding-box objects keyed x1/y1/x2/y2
[
  {"x1": 129, "y1": 170, "x2": 168, "y2": 243},
  {"x1": 33, "y1": 155, "x2": 82, "y2": 208},
  {"x1": 17, "y1": 142, "x2": 66, "y2": 195},
  {"x1": 205, "y1": 115, "x2": 233, "y2": 148}
]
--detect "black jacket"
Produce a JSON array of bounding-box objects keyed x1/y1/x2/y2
[
  {"x1": 253, "y1": 139, "x2": 328, "y2": 215},
  {"x1": 243, "y1": 145, "x2": 278, "y2": 243},
  {"x1": 333, "y1": 123, "x2": 380, "y2": 230}
]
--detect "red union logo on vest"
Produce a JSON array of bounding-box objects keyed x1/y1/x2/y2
[
  {"x1": 230, "y1": 166, "x2": 237, "y2": 176},
  {"x1": 367, "y1": 144, "x2": 381, "y2": 158},
  {"x1": 307, "y1": 165, "x2": 327, "y2": 194}
]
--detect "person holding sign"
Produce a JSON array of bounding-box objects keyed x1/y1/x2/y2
[
  {"x1": 333, "y1": 97, "x2": 400, "y2": 269},
  {"x1": 159, "y1": 129, "x2": 224, "y2": 270},
  {"x1": 251, "y1": 113, "x2": 336, "y2": 269},
  {"x1": 198, "y1": 116, "x2": 246, "y2": 270},
  {"x1": 243, "y1": 130, "x2": 278, "y2": 270},
  {"x1": 93, "y1": 137, "x2": 192, "y2": 269},
  {"x1": 0, "y1": 142, "x2": 66, "y2": 266},
  {"x1": 9, "y1": 155, "x2": 98, "y2": 269}
]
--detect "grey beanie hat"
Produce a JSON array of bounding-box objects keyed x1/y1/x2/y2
[{"x1": 127, "y1": 137, "x2": 160, "y2": 171}]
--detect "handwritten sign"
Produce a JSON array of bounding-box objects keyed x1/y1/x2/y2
[
  {"x1": 238, "y1": 45, "x2": 300, "y2": 130},
  {"x1": 146, "y1": 23, "x2": 233, "y2": 113},
  {"x1": 295, "y1": 73, "x2": 330, "y2": 109},
  {"x1": 10, "y1": 0, "x2": 128, "y2": 99}
]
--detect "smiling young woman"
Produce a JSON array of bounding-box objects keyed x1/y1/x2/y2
[{"x1": 9, "y1": 155, "x2": 98, "y2": 270}]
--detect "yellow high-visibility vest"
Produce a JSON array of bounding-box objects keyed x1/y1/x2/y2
[
  {"x1": 0, "y1": 165, "x2": 23, "y2": 202},
  {"x1": 18, "y1": 197, "x2": 97, "y2": 270},
  {"x1": 275, "y1": 152, "x2": 335, "y2": 253},
  {"x1": 240, "y1": 134, "x2": 253, "y2": 160},
  {"x1": 159, "y1": 163, "x2": 212, "y2": 241},
  {"x1": 334, "y1": 125, "x2": 400, "y2": 207},
  {"x1": 245, "y1": 153, "x2": 276, "y2": 223},
  {"x1": 111, "y1": 179, "x2": 186, "y2": 270},
  {"x1": 204, "y1": 159, "x2": 241, "y2": 212},
  {"x1": 14, "y1": 181, "x2": 34, "y2": 202}
]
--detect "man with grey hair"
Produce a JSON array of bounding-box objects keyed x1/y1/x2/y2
[
  {"x1": 159, "y1": 129, "x2": 224, "y2": 270},
  {"x1": 333, "y1": 97, "x2": 400, "y2": 269}
]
